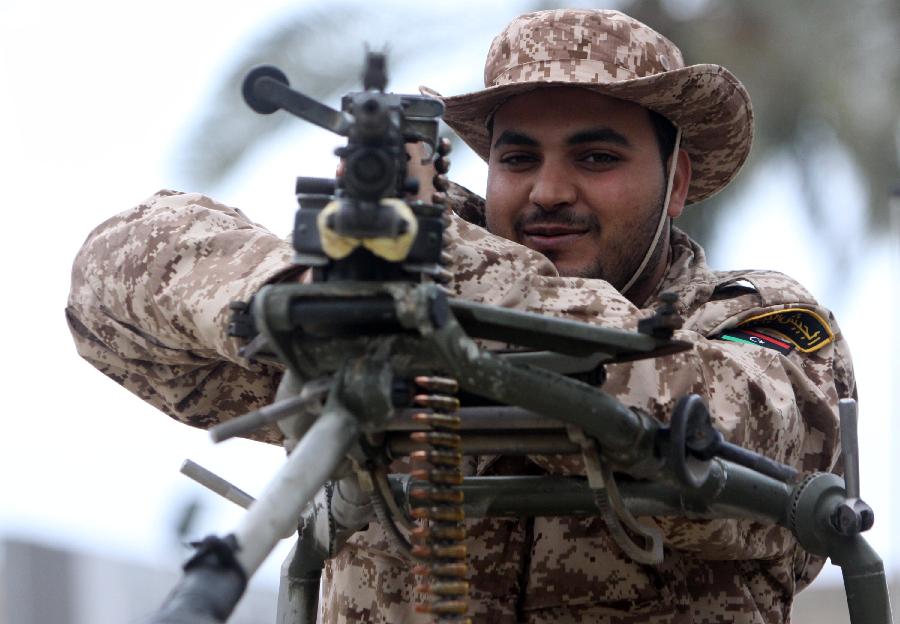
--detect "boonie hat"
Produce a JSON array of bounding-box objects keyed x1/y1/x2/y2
[{"x1": 432, "y1": 9, "x2": 754, "y2": 204}]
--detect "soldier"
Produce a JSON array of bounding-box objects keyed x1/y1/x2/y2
[{"x1": 67, "y1": 9, "x2": 853, "y2": 624}]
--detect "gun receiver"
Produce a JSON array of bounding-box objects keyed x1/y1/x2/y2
[{"x1": 243, "y1": 54, "x2": 446, "y2": 284}]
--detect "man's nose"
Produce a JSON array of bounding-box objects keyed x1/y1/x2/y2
[{"x1": 528, "y1": 161, "x2": 577, "y2": 211}]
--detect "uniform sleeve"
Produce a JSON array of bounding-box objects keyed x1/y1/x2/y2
[
  {"x1": 445, "y1": 212, "x2": 852, "y2": 564},
  {"x1": 65, "y1": 190, "x2": 298, "y2": 443}
]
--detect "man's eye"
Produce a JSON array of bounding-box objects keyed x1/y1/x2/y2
[
  {"x1": 500, "y1": 153, "x2": 538, "y2": 167},
  {"x1": 582, "y1": 152, "x2": 619, "y2": 164}
]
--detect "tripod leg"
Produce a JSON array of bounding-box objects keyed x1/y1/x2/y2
[
  {"x1": 276, "y1": 542, "x2": 322, "y2": 624},
  {"x1": 234, "y1": 401, "x2": 358, "y2": 576}
]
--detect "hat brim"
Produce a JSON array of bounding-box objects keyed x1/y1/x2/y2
[{"x1": 435, "y1": 64, "x2": 752, "y2": 205}]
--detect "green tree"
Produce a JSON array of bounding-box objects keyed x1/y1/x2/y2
[{"x1": 626, "y1": 0, "x2": 900, "y2": 271}]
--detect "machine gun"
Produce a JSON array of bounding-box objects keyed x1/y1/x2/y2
[{"x1": 150, "y1": 53, "x2": 890, "y2": 624}]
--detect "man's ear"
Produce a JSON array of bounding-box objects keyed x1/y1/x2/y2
[{"x1": 666, "y1": 148, "x2": 692, "y2": 219}]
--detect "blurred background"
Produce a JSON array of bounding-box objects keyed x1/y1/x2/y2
[{"x1": 0, "y1": 0, "x2": 897, "y2": 621}]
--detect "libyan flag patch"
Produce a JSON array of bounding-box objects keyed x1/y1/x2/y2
[
  {"x1": 718, "y1": 328, "x2": 794, "y2": 354},
  {"x1": 718, "y1": 308, "x2": 835, "y2": 354}
]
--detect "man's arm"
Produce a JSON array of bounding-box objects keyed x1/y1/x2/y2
[
  {"x1": 66, "y1": 190, "x2": 299, "y2": 443},
  {"x1": 68, "y1": 188, "x2": 850, "y2": 565}
]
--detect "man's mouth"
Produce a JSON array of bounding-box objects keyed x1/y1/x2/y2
[{"x1": 520, "y1": 224, "x2": 590, "y2": 253}]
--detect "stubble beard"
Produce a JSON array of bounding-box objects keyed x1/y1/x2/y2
[{"x1": 511, "y1": 192, "x2": 667, "y2": 291}]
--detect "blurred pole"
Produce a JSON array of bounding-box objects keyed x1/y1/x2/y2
[{"x1": 890, "y1": 186, "x2": 900, "y2": 581}]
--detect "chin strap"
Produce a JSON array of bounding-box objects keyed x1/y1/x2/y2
[{"x1": 620, "y1": 127, "x2": 682, "y2": 296}]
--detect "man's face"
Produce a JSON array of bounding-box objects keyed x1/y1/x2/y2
[{"x1": 485, "y1": 88, "x2": 668, "y2": 287}]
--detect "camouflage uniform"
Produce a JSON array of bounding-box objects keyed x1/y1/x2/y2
[{"x1": 67, "y1": 185, "x2": 853, "y2": 623}]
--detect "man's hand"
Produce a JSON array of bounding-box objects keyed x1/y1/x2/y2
[{"x1": 405, "y1": 141, "x2": 438, "y2": 203}]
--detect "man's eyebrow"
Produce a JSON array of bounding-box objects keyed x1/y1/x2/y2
[
  {"x1": 567, "y1": 127, "x2": 632, "y2": 148},
  {"x1": 492, "y1": 130, "x2": 539, "y2": 149}
]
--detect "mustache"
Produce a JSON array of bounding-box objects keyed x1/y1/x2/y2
[{"x1": 513, "y1": 208, "x2": 600, "y2": 236}]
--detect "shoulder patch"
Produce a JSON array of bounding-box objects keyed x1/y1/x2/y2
[
  {"x1": 717, "y1": 328, "x2": 793, "y2": 355},
  {"x1": 736, "y1": 308, "x2": 834, "y2": 353}
]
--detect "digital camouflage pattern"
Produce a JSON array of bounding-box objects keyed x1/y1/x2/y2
[
  {"x1": 65, "y1": 190, "x2": 298, "y2": 444},
  {"x1": 437, "y1": 9, "x2": 753, "y2": 204},
  {"x1": 67, "y1": 184, "x2": 854, "y2": 623}
]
